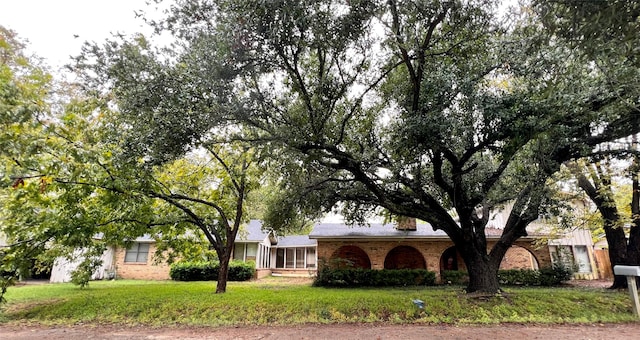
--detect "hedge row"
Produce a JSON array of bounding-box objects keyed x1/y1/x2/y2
[
  {"x1": 498, "y1": 266, "x2": 573, "y2": 286},
  {"x1": 169, "y1": 261, "x2": 255, "y2": 281},
  {"x1": 441, "y1": 270, "x2": 469, "y2": 285},
  {"x1": 441, "y1": 266, "x2": 573, "y2": 286},
  {"x1": 313, "y1": 268, "x2": 436, "y2": 287}
]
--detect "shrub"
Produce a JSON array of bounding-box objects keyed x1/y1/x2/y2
[
  {"x1": 170, "y1": 261, "x2": 255, "y2": 281},
  {"x1": 498, "y1": 265, "x2": 573, "y2": 286},
  {"x1": 313, "y1": 268, "x2": 436, "y2": 287},
  {"x1": 498, "y1": 269, "x2": 540, "y2": 286},
  {"x1": 441, "y1": 270, "x2": 468, "y2": 285},
  {"x1": 228, "y1": 261, "x2": 256, "y2": 281}
]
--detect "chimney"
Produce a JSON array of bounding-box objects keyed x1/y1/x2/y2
[{"x1": 396, "y1": 216, "x2": 416, "y2": 231}]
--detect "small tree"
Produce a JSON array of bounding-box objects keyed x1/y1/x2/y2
[
  {"x1": 0, "y1": 26, "x2": 52, "y2": 301},
  {"x1": 2, "y1": 87, "x2": 264, "y2": 294}
]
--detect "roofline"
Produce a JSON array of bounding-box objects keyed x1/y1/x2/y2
[
  {"x1": 272, "y1": 244, "x2": 317, "y2": 248},
  {"x1": 309, "y1": 235, "x2": 542, "y2": 241},
  {"x1": 309, "y1": 235, "x2": 450, "y2": 241}
]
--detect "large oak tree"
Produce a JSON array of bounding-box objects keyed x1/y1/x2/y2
[{"x1": 75, "y1": 0, "x2": 640, "y2": 293}]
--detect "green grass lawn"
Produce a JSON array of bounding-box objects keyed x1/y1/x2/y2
[{"x1": 1, "y1": 278, "x2": 636, "y2": 326}]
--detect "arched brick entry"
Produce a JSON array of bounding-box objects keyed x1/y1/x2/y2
[
  {"x1": 440, "y1": 246, "x2": 463, "y2": 272},
  {"x1": 384, "y1": 246, "x2": 426, "y2": 269},
  {"x1": 500, "y1": 245, "x2": 540, "y2": 270},
  {"x1": 330, "y1": 245, "x2": 371, "y2": 269}
]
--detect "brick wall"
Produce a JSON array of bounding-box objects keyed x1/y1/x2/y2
[
  {"x1": 317, "y1": 239, "x2": 551, "y2": 281},
  {"x1": 506, "y1": 240, "x2": 552, "y2": 269},
  {"x1": 499, "y1": 245, "x2": 539, "y2": 269},
  {"x1": 318, "y1": 240, "x2": 452, "y2": 274},
  {"x1": 114, "y1": 244, "x2": 171, "y2": 280}
]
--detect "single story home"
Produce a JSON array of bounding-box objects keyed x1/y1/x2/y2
[
  {"x1": 49, "y1": 218, "x2": 602, "y2": 283},
  {"x1": 232, "y1": 220, "x2": 317, "y2": 278},
  {"x1": 50, "y1": 220, "x2": 318, "y2": 282},
  {"x1": 308, "y1": 218, "x2": 551, "y2": 281}
]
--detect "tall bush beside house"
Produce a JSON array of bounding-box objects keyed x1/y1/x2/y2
[{"x1": 170, "y1": 261, "x2": 254, "y2": 282}]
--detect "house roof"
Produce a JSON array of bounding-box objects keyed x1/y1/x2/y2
[
  {"x1": 309, "y1": 222, "x2": 543, "y2": 240},
  {"x1": 274, "y1": 235, "x2": 317, "y2": 247},
  {"x1": 309, "y1": 222, "x2": 449, "y2": 240},
  {"x1": 235, "y1": 220, "x2": 316, "y2": 247},
  {"x1": 235, "y1": 220, "x2": 272, "y2": 242}
]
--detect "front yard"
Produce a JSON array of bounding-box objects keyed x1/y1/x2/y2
[{"x1": 1, "y1": 277, "x2": 636, "y2": 326}]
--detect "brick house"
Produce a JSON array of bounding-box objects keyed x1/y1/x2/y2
[
  {"x1": 113, "y1": 237, "x2": 172, "y2": 280},
  {"x1": 50, "y1": 220, "x2": 318, "y2": 282},
  {"x1": 50, "y1": 219, "x2": 599, "y2": 283},
  {"x1": 308, "y1": 219, "x2": 552, "y2": 282},
  {"x1": 50, "y1": 235, "x2": 171, "y2": 282},
  {"x1": 233, "y1": 220, "x2": 317, "y2": 278}
]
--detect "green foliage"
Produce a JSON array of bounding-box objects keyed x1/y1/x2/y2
[
  {"x1": 7, "y1": 0, "x2": 638, "y2": 298},
  {"x1": 498, "y1": 265, "x2": 573, "y2": 287},
  {"x1": 69, "y1": 248, "x2": 106, "y2": 288},
  {"x1": 441, "y1": 270, "x2": 469, "y2": 285},
  {"x1": 1, "y1": 28, "x2": 53, "y2": 287},
  {"x1": 313, "y1": 268, "x2": 436, "y2": 287},
  {"x1": 0, "y1": 26, "x2": 50, "y2": 128},
  {"x1": 169, "y1": 261, "x2": 255, "y2": 282},
  {"x1": 1, "y1": 80, "x2": 264, "y2": 294},
  {"x1": 0, "y1": 264, "x2": 17, "y2": 306}
]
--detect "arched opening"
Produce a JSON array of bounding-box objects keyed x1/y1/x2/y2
[
  {"x1": 500, "y1": 245, "x2": 540, "y2": 270},
  {"x1": 329, "y1": 245, "x2": 371, "y2": 269},
  {"x1": 440, "y1": 246, "x2": 461, "y2": 272},
  {"x1": 439, "y1": 246, "x2": 468, "y2": 284},
  {"x1": 384, "y1": 246, "x2": 426, "y2": 269}
]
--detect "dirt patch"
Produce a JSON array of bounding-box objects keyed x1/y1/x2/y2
[
  {"x1": 2, "y1": 323, "x2": 640, "y2": 340},
  {"x1": 2, "y1": 299, "x2": 63, "y2": 315},
  {"x1": 564, "y1": 279, "x2": 614, "y2": 289}
]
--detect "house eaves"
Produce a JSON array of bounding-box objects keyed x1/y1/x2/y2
[
  {"x1": 274, "y1": 235, "x2": 317, "y2": 248},
  {"x1": 308, "y1": 222, "x2": 543, "y2": 241}
]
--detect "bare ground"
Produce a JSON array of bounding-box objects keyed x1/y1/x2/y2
[{"x1": 3, "y1": 323, "x2": 640, "y2": 340}]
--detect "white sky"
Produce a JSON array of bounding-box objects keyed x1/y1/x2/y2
[
  {"x1": 0, "y1": 0, "x2": 162, "y2": 71},
  {"x1": 1, "y1": 0, "x2": 518, "y2": 72}
]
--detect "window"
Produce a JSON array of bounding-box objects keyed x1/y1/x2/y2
[
  {"x1": 286, "y1": 248, "x2": 295, "y2": 268},
  {"x1": 234, "y1": 243, "x2": 259, "y2": 262},
  {"x1": 246, "y1": 244, "x2": 258, "y2": 262},
  {"x1": 259, "y1": 244, "x2": 270, "y2": 269},
  {"x1": 306, "y1": 247, "x2": 316, "y2": 268},
  {"x1": 274, "y1": 247, "x2": 317, "y2": 269},
  {"x1": 296, "y1": 248, "x2": 305, "y2": 268},
  {"x1": 573, "y1": 246, "x2": 592, "y2": 273},
  {"x1": 234, "y1": 244, "x2": 245, "y2": 261},
  {"x1": 125, "y1": 243, "x2": 149, "y2": 263}
]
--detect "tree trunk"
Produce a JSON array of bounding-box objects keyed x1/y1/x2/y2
[
  {"x1": 216, "y1": 255, "x2": 230, "y2": 294},
  {"x1": 604, "y1": 217, "x2": 630, "y2": 289},
  {"x1": 465, "y1": 257, "x2": 500, "y2": 293},
  {"x1": 459, "y1": 241, "x2": 500, "y2": 293},
  {"x1": 628, "y1": 159, "x2": 640, "y2": 277},
  {"x1": 573, "y1": 167, "x2": 629, "y2": 289}
]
